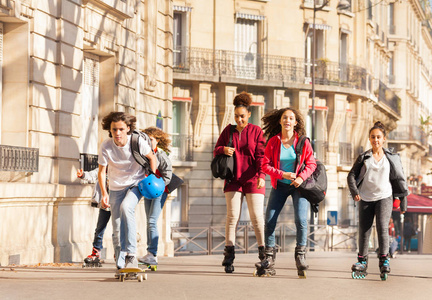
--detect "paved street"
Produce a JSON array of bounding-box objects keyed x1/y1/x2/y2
[{"x1": 1, "y1": 251, "x2": 431, "y2": 300}]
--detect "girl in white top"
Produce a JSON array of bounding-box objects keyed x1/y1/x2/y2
[
  {"x1": 347, "y1": 121, "x2": 408, "y2": 280},
  {"x1": 98, "y1": 112, "x2": 157, "y2": 269}
]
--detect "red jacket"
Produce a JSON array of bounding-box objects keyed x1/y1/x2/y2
[
  {"x1": 214, "y1": 123, "x2": 266, "y2": 194},
  {"x1": 262, "y1": 132, "x2": 317, "y2": 189}
]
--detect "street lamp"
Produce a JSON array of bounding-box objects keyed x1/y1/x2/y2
[
  {"x1": 309, "y1": 0, "x2": 350, "y2": 251},
  {"x1": 311, "y1": 0, "x2": 351, "y2": 151}
]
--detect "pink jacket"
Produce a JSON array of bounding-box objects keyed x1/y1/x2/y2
[
  {"x1": 262, "y1": 132, "x2": 317, "y2": 189},
  {"x1": 214, "y1": 123, "x2": 266, "y2": 194}
]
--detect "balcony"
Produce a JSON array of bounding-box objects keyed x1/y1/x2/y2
[
  {"x1": 174, "y1": 46, "x2": 368, "y2": 90},
  {"x1": 388, "y1": 125, "x2": 427, "y2": 147},
  {"x1": 171, "y1": 134, "x2": 194, "y2": 162},
  {"x1": 374, "y1": 80, "x2": 401, "y2": 116}
]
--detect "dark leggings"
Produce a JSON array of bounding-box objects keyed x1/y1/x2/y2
[{"x1": 358, "y1": 196, "x2": 393, "y2": 256}]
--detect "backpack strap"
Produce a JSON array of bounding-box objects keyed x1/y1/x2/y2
[
  {"x1": 227, "y1": 124, "x2": 236, "y2": 147},
  {"x1": 295, "y1": 135, "x2": 309, "y2": 172},
  {"x1": 130, "y1": 130, "x2": 154, "y2": 173}
]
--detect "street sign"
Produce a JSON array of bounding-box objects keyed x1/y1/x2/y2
[{"x1": 327, "y1": 211, "x2": 338, "y2": 226}]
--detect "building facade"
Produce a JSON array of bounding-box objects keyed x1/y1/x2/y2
[
  {"x1": 171, "y1": 0, "x2": 432, "y2": 252},
  {"x1": 0, "y1": 0, "x2": 174, "y2": 265}
]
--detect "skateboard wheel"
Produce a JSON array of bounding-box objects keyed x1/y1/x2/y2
[
  {"x1": 151, "y1": 265, "x2": 157, "y2": 271},
  {"x1": 138, "y1": 274, "x2": 143, "y2": 282},
  {"x1": 144, "y1": 273, "x2": 148, "y2": 280},
  {"x1": 120, "y1": 274, "x2": 125, "y2": 282}
]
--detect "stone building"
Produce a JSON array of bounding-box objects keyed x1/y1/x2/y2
[
  {"x1": 171, "y1": 0, "x2": 432, "y2": 253},
  {"x1": 0, "y1": 0, "x2": 174, "y2": 265}
]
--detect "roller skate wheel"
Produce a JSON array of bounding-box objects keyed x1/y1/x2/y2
[
  {"x1": 298, "y1": 270, "x2": 307, "y2": 279},
  {"x1": 351, "y1": 272, "x2": 366, "y2": 279},
  {"x1": 253, "y1": 270, "x2": 258, "y2": 277},
  {"x1": 138, "y1": 274, "x2": 143, "y2": 282},
  {"x1": 380, "y1": 273, "x2": 388, "y2": 281},
  {"x1": 224, "y1": 265, "x2": 234, "y2": 273}
]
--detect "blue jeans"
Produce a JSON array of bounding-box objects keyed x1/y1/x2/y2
[
  {"x1": 144, "y1": 192, "x2": 168, "y2": 256},
  {"x1": 93, "y1": 208, "x2": 111, "y2": 250},
  {"x1": 110, "y1": 186, "x2": 142, "y2": 267},
  {"x1": 265, "y1": 181, "x2": 310, "y2": 247}
]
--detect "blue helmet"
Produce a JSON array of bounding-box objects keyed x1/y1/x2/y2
[{"x1": 138, "y1": 174, "x2": 165, "y2": 199}]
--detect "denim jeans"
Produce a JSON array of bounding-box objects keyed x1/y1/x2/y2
[
  {"x1": 144, "y1": 192, "x2": 168, "y2": 256},
  {"x1": 110, "y1": 186, "x2": 141, "y2": 267},
  {"x1": 265, "y1": 181, "x2": 310, "y2": 247},
  {"x1": 92, "y1": 208, "x2": 111, "y2": 250}
]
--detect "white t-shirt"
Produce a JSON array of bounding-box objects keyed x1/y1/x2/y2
[
  {"x1": 359, "y1": 155, "x2": 393, "y2": 201},
  {"x1": 98, "y1": 134, "x2": 152, "y2": 191}
]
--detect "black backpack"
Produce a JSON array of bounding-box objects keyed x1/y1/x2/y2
[
  {"x1": 211, "y1": 125, "x2": 236, "y2": 180},
  {"x1": 295, "y1": 135, "x2": 328, "y2": 213}
]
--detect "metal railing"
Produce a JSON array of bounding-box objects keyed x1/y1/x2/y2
[
  {"x1": 338, "y1": 142, "x2": 353, "y2": 166},
  {"x1": 171, "y1": 223, "x2": 360, "y2": 255},
  {"x1": 0, "y1": 145, "x2": 39, "y2": 172},
  {"x1": 388, "y1": 125, "x2": 427, "y2": 146},
  {"x1": 171, "y1": 134, "x2": 194, "y2": 161},
  {"x1": 80, "y1": 153, "x2": 98, "y2": 172}
]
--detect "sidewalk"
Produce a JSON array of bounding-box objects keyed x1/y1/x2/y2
[{"x1": 1, "y1": 251, "x2": 431, "y2": 300}]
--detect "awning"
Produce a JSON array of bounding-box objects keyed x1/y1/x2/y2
[
  {"x1": 174, "y1": 5, "x2": 192, "y2": 12},
  {"x1": 236, "y1": 12, "x2": 266, "y2": 21},
  {"x1": 402, "y1": 194, "x2": 432, "y2": 214},
  {"x1": 306, "y1": 22, "x2": 332, "y2": 31}
]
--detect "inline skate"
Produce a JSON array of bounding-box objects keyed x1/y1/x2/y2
[
  {"x1": 295, "y1": 245, "x2": 309, "y2": 279},
  {"x1": 82, "y1": 247, "x2": 102, "y2": 268},
  {"x1": 222, "y1": 245, "x2": 235, "y2": 273},
  {"x1": 379, "y1": 254, "x2": 390, "y2": 281},
  {"x1": 351, "y1": 254, "x2": 368, "y2": 279},
  {"x1": 253, "y1": 246, "x2": 277, "y2": 277}
]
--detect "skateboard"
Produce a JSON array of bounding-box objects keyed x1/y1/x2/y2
[
  {"x1": 138, "y1": 262, "x2": 157, "y2": 271},
  {"x1": 115, "y1": 267, "x2": 147, "y2": 282}
]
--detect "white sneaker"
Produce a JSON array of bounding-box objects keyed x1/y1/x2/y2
[
  {"x1": 138, "y1": 252, "x2": 158, "y2": 265},
  {"x1": 124, "y1": 255, "x2": 138, "y2": 269}
]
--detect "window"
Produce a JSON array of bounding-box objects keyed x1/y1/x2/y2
[
  {"x1": 339, "y1": 32, "x2": 348, "y2": 81},
  {"x1": 235, "y1": 16, "x2": 259, "y2": 79},
  {"x1": 172, "y1": 98, "x2": 192, "y2": 161},
  {"x1": 388, "y1": 51, "x2": 395, "y2": 84},
  {"x1": 173, "y1": 6, "x2": 190, "y2": 69},
  {"x1": 305, "y1": 27, "x2": 325, "y2": 80},
  {"x1": 388, "y1": 3, "x2": 395, "y2": 34},
  {"x1": 82, "y1": 54, "x2": 100, "y2": 155}
]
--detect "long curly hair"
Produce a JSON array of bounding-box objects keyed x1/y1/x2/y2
[
  {"x1": 101, "y1": 111, "x2": 136, "y2": 138},
  {"x1": 143, "y1": 127, "x2": 171, "y2": 154},
  {"x1": 261, "y1": 107, "x2": 306, "y2": 141}
]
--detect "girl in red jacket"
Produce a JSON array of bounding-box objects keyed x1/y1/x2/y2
[
  {"x1": 255, "y1": 108, "x2": 316, "y2": 278},
  {"x1": 213, "y1": 92, "x2": 266, "y2": 273}
]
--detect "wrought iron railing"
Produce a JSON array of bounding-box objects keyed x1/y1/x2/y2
[
  {"x1": 174, "y1": 47, "x2": 370, "y2": 91},
  {"x1": 338, "y1": 142, "x2": 353, "y2": 166},
  {"x1": 171, "y1": 133, "x2": 194, "y2": 161},
  {"x1": 80, "y1": 153, "x2": 98, "y2": 172},
  {"x1": 171, "y1": 223, "x2": 360, "y2": 255},
  {"x1": 388, "y1": 125, "x2": 427, "y2": 146},
  {"x1": 0, "y1": 145, "x2": 39, "y2": 172},
  {"x1": 375, "y1": 80, "x2": 401, "y2": 115},
  {"x1": 314, "y1": 140, "x2": 328, "y2": 164}
]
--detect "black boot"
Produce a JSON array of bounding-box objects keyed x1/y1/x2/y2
[
  {"x1": 222, "y1": 245, "x2": 235, "y2": 273},
  {"x1": 294, "y1": 245, "x2": 308, "y2": 278},
  {"x1": 254, "y1": 246, "x2": 277, "y2": 277}
]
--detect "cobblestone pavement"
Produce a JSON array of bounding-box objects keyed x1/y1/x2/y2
[{"x1": 1, "y1": 251, "x2": 432, "y2": 300}]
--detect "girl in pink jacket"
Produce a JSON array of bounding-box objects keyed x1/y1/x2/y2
[
  {"x1": 254, "y1": 108, "x2": 316, "y2": 278},
  {"x1": 213, "y1": 92, "x2": 266, "y2": 273}
]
